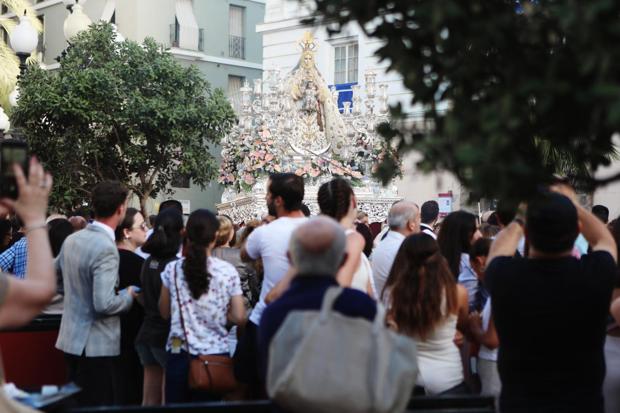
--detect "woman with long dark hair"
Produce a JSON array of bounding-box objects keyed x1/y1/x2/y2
[
  {"x1": 437, "y1": 210, "x2": 482, "y2": 310},
  {"x1": 135, "y1": 208, "x2": 184, "y2": 405},
  {"x1": 384, "y1": 234, "x2": 468, "y2": 395},
  {"x1": 159, "y1": 209, "x2": 246, "y2": 403},
  {"x1": 47, "y1": 218, "x2": 74, "y2": 258},
  {"x1": 317, "y1": 178, "x2": 375, "y2": 296}
]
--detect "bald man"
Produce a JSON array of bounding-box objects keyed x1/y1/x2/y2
[
  {"x1": 371, "y1": 201, "x2": 420, "y2": 298},
  {"x1": 257, "y1": 216, "x2": 377, "y2": 383}
]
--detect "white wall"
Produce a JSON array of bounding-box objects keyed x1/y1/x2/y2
[
  {"x1": 593, "y1": 159, "x2": 620, "y2": 221},
  {"x1": 116, "y1": 0, "x2": 175, "y2": 45}
]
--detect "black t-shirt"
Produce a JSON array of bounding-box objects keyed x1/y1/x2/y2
[
  {"x1": 485, "y1": 251, "x2": 617, "y2": 412},
  {"x1": 118, "y1": 249, "x2": 145, "y2": 350},
  {"x1": 135, "y1": 255, "x2": 177, "y2": 348}
]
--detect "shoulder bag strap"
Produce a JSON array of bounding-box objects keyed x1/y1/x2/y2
[{"x1": 172, "y1": 262, "x2": 191, "y2": 351}]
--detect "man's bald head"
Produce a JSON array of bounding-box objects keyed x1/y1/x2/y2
[
  {"x1": 289, "y1": 216, "x2": 346, "y2": 276},
  {"x1": 388, "y1": 201, "x2": 420, "y2": 235}
]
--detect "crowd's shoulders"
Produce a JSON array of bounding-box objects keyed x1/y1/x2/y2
[
  {"x1": 209, "y1": 255, "x2": 238, "y2": 275},
  {"x1": 346, "y1": 229, "x2": 366, "y2": 250},
  {"x1": 579, "y1": 250, "x2": 618, "y2": 286},
  {"x1": 263, "y1": 280, "x2": 377, "y2": 325},
  {"x1": 243, "y1": 222, "x2": 266, "y2": 259},
  {"x1": 581, "y1": 249, "x2": 616, "y2": 267},
  {"x1": 160, "y1": 257, "x2": 182, "y2": 289},
  {"x1": 208, "y1": 256, "x2": 243, "y2": 294},
  {"x1": 485, "y1": 254, "x2": 516, "y2": 272}
]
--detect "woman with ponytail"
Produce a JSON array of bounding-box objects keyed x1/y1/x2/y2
[
  {"x1": 135, "y1": 208, "x2": 184, "y2": 405},
  {"x1": 317, "y1": 178, "x2": 375, "y2": 297},
  {"x1": 384, "y1": 234, "x2": 469, "y2": 395},
  {"x1": 159, "y1": 209, "x2": 246, "y2": 403}
]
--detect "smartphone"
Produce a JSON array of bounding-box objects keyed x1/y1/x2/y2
[{"x1": 0, "y1": 140, "x2": 28, "y2": 199}]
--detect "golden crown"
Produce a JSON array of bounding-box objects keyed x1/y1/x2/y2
[{"x1": 299, "y1": 32, "x2": 318, "y2": 53}]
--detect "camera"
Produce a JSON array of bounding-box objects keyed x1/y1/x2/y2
[{"x1": 0, "y1": 136, "x2": 29, "y2": 199}]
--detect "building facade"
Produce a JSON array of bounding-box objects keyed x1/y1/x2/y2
[{"x1": 1, "y1": 0, "x2": 265, "y2": 214}]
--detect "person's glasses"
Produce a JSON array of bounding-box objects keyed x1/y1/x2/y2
[{"x1": 133, "y1": 222, "x2": 148, "y2": 231}]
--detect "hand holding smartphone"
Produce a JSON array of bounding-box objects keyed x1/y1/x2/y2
[{"x1": 0, "y1": 139, "x2": 29, "y2": 199}]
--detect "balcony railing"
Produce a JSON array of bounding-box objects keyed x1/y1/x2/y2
[{"x1": 229, "y1": 35, "x2": 245, "y2": 59}]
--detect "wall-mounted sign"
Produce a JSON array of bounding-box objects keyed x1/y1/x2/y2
[
  {"x1": 437, "y1": 192, "x2": 453, "y2": 218},
  {"x1": 179, "y1": 200, "x2": 191, "y2": 215}
]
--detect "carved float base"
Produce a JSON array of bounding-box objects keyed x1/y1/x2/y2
[{"x1": 216, "y1": 182, "x2": 401, "y2": 224}]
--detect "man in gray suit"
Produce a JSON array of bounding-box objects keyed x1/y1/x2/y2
[{"x1": 56, "y1": 181, "x2": 138, "y2": 406}]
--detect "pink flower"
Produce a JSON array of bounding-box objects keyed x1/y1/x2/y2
[
  {"x1": 274, "y1": 164, "x2": 282, "y2": 172},
  {"x1": 265, "y1": 153, "x2": 274, "y2": 162}
]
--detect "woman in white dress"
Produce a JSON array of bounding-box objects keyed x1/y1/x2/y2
[
  {"x1": 384, "y1": 233, "x2": 469, "y2": 395},
  {"x1": 317, "y1": 178, "x2": 375, "y2": 297}
]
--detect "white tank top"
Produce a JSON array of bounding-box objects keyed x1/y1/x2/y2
[
  {"x1": 414, "y1": 301, "x2": 464, "y2": 394},
  {"x1": 345, "y1": 229, "x2": 376, "y2": 297}
]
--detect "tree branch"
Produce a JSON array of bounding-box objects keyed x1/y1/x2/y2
[{"x1": 588, "y1": 171, "x2": 620, "y2": 187}]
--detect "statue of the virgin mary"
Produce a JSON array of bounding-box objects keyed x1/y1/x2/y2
[{"x1": 284, "y1": 32, "x2": 349, "y2": 157}]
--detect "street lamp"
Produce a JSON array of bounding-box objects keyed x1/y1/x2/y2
[
  {"x1": 8, "y1": 88, "x2": 19, "y2": 108},
  {"x1": 0, "y1": 108, "x2": 10, "y2": 138},
  {"x1": 9, "y1": 12, "x2": 39, "y2": 74},
  {"x1": 63, "y1": 2, "x2": 92, "y2": 42},
  {"x1": 63, "y1": 0, "x2": 87, "y2": 11}
]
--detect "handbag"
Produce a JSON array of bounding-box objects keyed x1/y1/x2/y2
[
  {"x1": 267, "y1": 286, "x2": 418, "y2": 413},
  {"x1": 173, "y1": 264, "x2": 237, "y2": 394}
]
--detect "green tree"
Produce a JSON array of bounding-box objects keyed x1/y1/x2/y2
[
  {"x1": 309, "y1": 0, "x2": 620, "y2": 201},
  {"x1": 11, "y1": 22, "x2": 235, "y2": 214}
]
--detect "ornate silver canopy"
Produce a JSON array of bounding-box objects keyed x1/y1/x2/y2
[{"x1": 217, "y1": 32, "x2": 400, "y2": 222}]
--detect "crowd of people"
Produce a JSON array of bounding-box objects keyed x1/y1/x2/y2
[{"x1": 1, "y1": 163, "x2": 620, "y2": 413}]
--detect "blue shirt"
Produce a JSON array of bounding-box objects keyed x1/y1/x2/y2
[
  {"x1": 257, "y1": 275, "x2": 377, "y2": 382},
  {"x1": 0, "y1": 237, "x2": 27, "y2": 279},
  {"x1": 457, "y1": 253, "x2": 488, "y2": 312}
]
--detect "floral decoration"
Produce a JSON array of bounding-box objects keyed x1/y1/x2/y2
[{"x1": 219, "y1": 122, "x2": 396, "y2": 192}]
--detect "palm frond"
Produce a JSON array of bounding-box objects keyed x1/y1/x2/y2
[
  {"x1": 0, "y1": 1, "x2": 43, "y2": 109},
  {"x1": 0, "y1": 17, "x2": 17, "y2": 33},
  {"x1": 2, "y1": 0, "x2": 43, "y2": 32},
  {"x1": 535, "y1": 137, "x2": 620, "y2": 191},
  {"x1": 0, "y1": 40, "x2": 19, "y2": 110}
]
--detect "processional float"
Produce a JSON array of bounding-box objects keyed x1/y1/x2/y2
[{"x1": 217, "y1": 32, "x2": 401, "y2": 222}]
